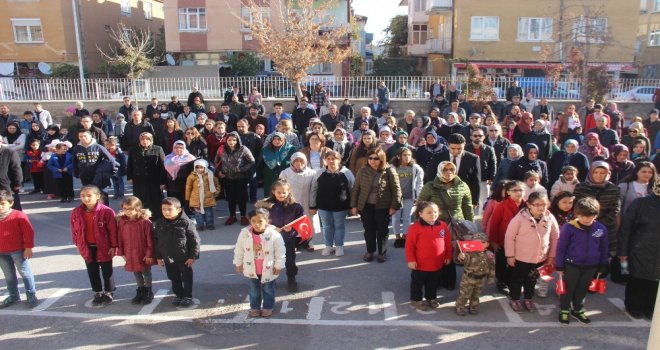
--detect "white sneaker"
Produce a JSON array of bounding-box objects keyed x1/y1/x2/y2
[
  {"x1": 334, "y1": 247, "x2": 344, "y2": 256},
  {"x1": 321, "y1": 247, "x2": 334, "y2": 256}
]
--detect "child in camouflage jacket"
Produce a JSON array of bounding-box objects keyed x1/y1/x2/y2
[{"x1": 455, "y1": 232, "x2": 495, "y2": 316}]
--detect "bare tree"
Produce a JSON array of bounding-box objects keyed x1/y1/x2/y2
[{"x1": 240, "y1": 0, "x2": 352, "y2": 98}]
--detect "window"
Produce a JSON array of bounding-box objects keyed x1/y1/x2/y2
[
  {"x1": 308, "y1": 62, "x2": 332, "y2": 74},
  {"x1": 240, "y1": 7, "x2": 270, "y2": 32},
  {"x1": 411, "y1": 24, "x2": 428, "y2": 45},
  {"x1": 143, "y1": 2, "x2": 152, "y2": 20},
  {"x1": 413, "y1": 0, "x2": 427, "y2": 12},
  {"x1": 655, "y1": 0, "x2": 660, "y2": 11},
  {"x1": 470, "y1": 16, "x2": 499, "y2": 41},
  {"x1": 641, "y1": 0, "x2": 647, "y2": 11},
  {"x1": 517, "y1": 17, "x2": 553, "y2": 41},
  {"x1": 179, "y1": 8, "x2": 206, "y2": 32},
  {"x1": 11, "y1": 19, "x2": 43, "y2": 43},
  {"x1": 365, "y1": 60, "x2": 374, "y2": 74},
  {"x1": 121, "y1": 0, "x2": 131, "y2": 14},
  {"x1": 573, "y1": 16, "x2": 607, "y2": 43},
  {"x1": 650, "y1": 30, "x2": 660, "y2": 46}
]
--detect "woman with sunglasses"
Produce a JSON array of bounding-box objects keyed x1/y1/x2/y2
[
  {"x1": 621, "y1": 122, "x2": 651, "y2": 157},
  {"x1": 183, "y1": 127, "x2": 208, "y2": 162}
]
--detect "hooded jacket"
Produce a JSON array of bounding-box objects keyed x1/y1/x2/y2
[
  {"x1": 185, "y1": 160, "x2": 221, "y2": 208},
  {"x1": 555, "y1": 219, "x2": 609, "y2": 271},
  {"x1": 71, "y1": 139, "x2": 117, "y2": 183},
  {"x1": 233, "y1": 225, "x2": 286, "y2": 282},
  {"x1": 279, "y1": 152, "x2": 318, "y2": 213},
  {"x1": 116, "y1": 209, "x2": 155, "y2": 272},
  {"x1": 219, "y1": 131, "x2": 255, "y2": 179}
]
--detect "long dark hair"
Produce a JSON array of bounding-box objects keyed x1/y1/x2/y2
[
  {"x1": 625, "y1": 161, "x2": 657, "y2": 192},
  {"x1": 490, "y1": 180, "x2": 511, "y2": 202}
]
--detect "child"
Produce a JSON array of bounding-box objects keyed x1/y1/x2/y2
[
  {"x1": 70, "y1": 185, "x2": 118, "y2": 306},
  {"x1": 114, "y1": 114, "x2": 126, "y2": 139},
  {"x1": 185, "y1": 159, "x2": 221, "y2": 231},
  {"x1": 550, "y1": 191, "x2": 575, "y2": 227},
  {"x1": 405, "y1": 201, "x2": 452, "y2": 311},
  {"x1": 556, "y1": 197, "x2": 609, "y2": 324},
  {"x1": 255, "y1": 180, "x2": 304, "y2": 293},
  {"x1": 60, "y1": 127, "x2": 69, "y2": 142},
  {"x1": 47, "y1": 143, "x2": 74, "y2": 203},
  {"x1": 455, "y1": 232, "x2": 495, "y2": 316},
  {"x1": 24, "y1": 139, "x2": 45, "y2": 194},
  {"x1": 233, "y1": 208, "x2": 286, "y2": 317},
  {"x1": 523, "y1": 170, "x2": 547, "y2": 201},
  {"x1": 104, "y1": 137, "x2": 127, "y2": 199},
  {"x1": 117, "y1": 196, "x2": 155, "y2": 305},
  {"x1": 0, "y1": 190, "x2": 38, "y2": 308},
  {"x1": 550, "y1": 166, "x2": 579, "y2": 198},
  {"x1": 153, "y1": 197, "x2": 200, "y2": 308},
  {"x1": 391, "y1": 148, "x2": 424, "y2": 248}
]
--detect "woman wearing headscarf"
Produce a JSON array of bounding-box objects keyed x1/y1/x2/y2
[
  {"x1": 415, "y1": 130, "x2": 447, "y2": 171},
  {"x1": 617, "y1": 176, "x2": 660, "y2": 320},
  {"x1": 507, "y1": 143, "x2": 549, "y2": 187},
  {"x1": 409, "y1": 115, "x2": 430, "y2": 148},
  {"x1": 493, "y1": 144, "x2": 523, "y2": 185},
  {"x1": 528, "y1": 120, "x2": 552, "y2": 162},
  {"x1": 512, "y1": 112, "x2": 534, "y2": 146},
  {"x1": 1, "y1": 123, "x2": 26, "y2": 157},
  {"x1": 578, "y1": 132, "x2": 609, "y2": 164},
  {"x1": 24, "y1": 121, "x2": 45, "y2": 152},
  {"x1": 608, "y1": 144, "x2": 636, "y2": 185},
  {"x1": 164, "y1": 140, "x2": 197, "y2": 215},
  {"x1": 348, "y1": 130, "x2": 378, "y2": 175},
  {"x1": 439, "y1": 113, "x2": 462, "y2": 141},
  {"x1": 258, "y1": 132, "x2": 296, "y2": 197},
  {"x1": 548, "y1": 139, "x2": 590, "y2": 186},
  {"x1": 326, "y1": 128, "x2": 353, "y2": 166},
  {"x1": 127, "y1": 132, "x2": 167, "y2": 219},
  {"x1": 387, "y1": 130, "x2": 415, "y2": 161},
  {"x1": 621, "y1": 122, "x2": 651, "y2": 157}
]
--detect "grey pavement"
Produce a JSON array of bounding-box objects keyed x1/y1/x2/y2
[{"x1": 0, "y1": 183, "x2": 652, "y2": 349}]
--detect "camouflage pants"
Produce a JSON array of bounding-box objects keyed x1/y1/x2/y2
[{"x1": 455, "y1": 274, "x2": 487, "y2": 308}]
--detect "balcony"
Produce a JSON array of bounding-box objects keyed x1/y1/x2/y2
[
  {"x1": 428, "y1": 0, "x2": 452, "y2": 12},
  {"x1": 426, "y1": 38, "x2": 451, "y2": 54}
]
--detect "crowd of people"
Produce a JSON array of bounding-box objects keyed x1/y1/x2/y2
[{"x1": 0, "y1": 81, "x2": 659, "y2": 323}]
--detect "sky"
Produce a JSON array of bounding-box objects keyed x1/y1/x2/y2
[{"x1": 352, "y1": 0, "x2": 408, "y2": 45}]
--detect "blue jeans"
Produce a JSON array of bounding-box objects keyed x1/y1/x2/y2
[
  {"x1": 248, "y1": 277, "x2": 276, "y2": 310},
  {"x1": 391, "y1": 198, "x2": 414, "y2": 236},
  {"x1": 111, "y1": 175, "x2": 125, "y2": 197},
  {"x1": 0, "y1": 250, "x2": 36, "y2": 298},
  {"x1": 194, "y1": 207, "x2": 215, "y2": 227},
  {"x1": 318, "y1": 210, "x2": 348, "y2": 247},
  {"x1": 248, "y1": 171, "x2": 258, "y2": 201}
]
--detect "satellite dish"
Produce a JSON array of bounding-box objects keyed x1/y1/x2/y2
[
  {"x1": 0, "y1": 62, "x2": 15, "y2": 76},
  {"x1": 38, "y1": 62, "x2": 52, "y2": 75},
  {"x1": 166, "y1": 54, "x2": 176, "y2": 66}
]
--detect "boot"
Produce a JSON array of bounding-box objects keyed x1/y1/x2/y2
[
  {"x1": 287, "y1": 276, "x2": 298, "y2": 293},
  {"x1": 131, "y1": 287, "x2": 144, "y2": 305},
  {"x1": 141, "y1": 287, "x2": 154, "y2": 305}
]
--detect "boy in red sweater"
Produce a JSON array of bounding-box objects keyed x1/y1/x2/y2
[
  {"x1": 24, "y1": 139, "x2": 45, "y2": 194},
  {"x1": 0, "y1": 189, "x2": 38, "y2": 308},
  {"x1": 405, "y1": 201, "x2": 452, "y2": 311}
]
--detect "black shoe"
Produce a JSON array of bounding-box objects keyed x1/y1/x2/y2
[
  {"x1": 287, "y1": 277, "x2": 298, "y2": 293},
  {"x1": 627, "y1": 308, "x2": 644, "y2": 319},
  {"x1": 178, "y1": 297, "x2": 193, "y2": 308},
  {"x1": 643, "y1": 309, "x2": 653, "y2": 320},
  {"x1": 141, "y1": 287, "x2": 154, "y2": 305},
  {"x1": 570, "y1": 309, "x2": 591, "y2": 324},
  {"x1": 393, "y1": 238, "x2": 405, "y2": 248},
  {"x1": 496, "y1": 283, "x2": 509, "y2": 296},
  {"x1": 92, "y1": 292, "x2": 104, "y2": 306},
  {"x1": 131, "y1": 288, "x2": 144, "y2": 305},
  {"x1": 206, "y1": 225, "x2": 215, "y2": 230},
  {"x1": 171, "y1": 297, "x2": 182, "y2": 306},
  {"x1": 0, "y1": 295, "x2": 20, "y2": 308},
  {"x1": 100, "y1": 292, "x2": 113, "y2": 306},
  {"x1": 197, "y1": 226, "x2": 206, "y2": 232}
]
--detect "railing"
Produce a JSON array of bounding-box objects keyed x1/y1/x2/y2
[
  {"x1": 426, "y1": 38, "x2": 451, "y2": 54},
  {"x1": 0, "y1": 76, "x2": 658, "y2": 102}
]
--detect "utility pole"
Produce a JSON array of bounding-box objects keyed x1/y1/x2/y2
[
  {"x1": 71, "y1": 0, "x2": 87, "y2": 99},
  {"x1": 558, "y1": 0, "x2": 565, "y2": 63}
]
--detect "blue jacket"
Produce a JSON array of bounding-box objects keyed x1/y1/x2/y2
[
  {"x1": 267, "y1": 113, "x2": 292, "y2": 134},
  {"x1": 555, "y1": 219, "x2": 609, "y2": 271},
  {"x1": 47, "y1": 152, "x2": 74, "y2": 179}
]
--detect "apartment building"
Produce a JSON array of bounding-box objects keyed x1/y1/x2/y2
[
  {"x1": 353, "y1": 14, "x2": 374, "y2": 74},
  {"x1": 401, "y1": 0, "x2": 638, "y2": 78},
  {"x1": 0, "y1": 0, "x2": 164, "y2": 76},
  {"x1": 163, "y1": 0, "x2": 351, "y2": 76},
  {"x1": 637, "y1": 0, "x2": 660, "y2": 78}
]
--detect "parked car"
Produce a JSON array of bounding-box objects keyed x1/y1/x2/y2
[{"x1": 611, "y1": 86, "x2": 657, "y2": 102}]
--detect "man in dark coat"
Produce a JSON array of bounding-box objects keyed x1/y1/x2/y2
[
  {"x1": 122, "y1": 110, "x2": 155, "y2": 154},
  {"x1": 0, "y1": 146, "x2": 22, "y2": 209},
  {"x1": 292, "y1": 99, "x2": 317, "y2": 134},
  {"x1": 168, "y1": 96, "x2": 184, "y2": 115},
  {"x1": 71, "y1": 116, "x2": 107, "y2": 145},
  {"x1": 321, "y1": 104, "x2": 348, "y2": 131},
  {"x1": 487, "y1": 95, "x2": 506, "y2": 121},
  {"x1": 465, "y1": 128, "x2": 497, "y2": 215},
  {"x1": 187, "y1": 86, "x2": 205, "y2": 107},
  {"x1": 0, "y1": 105, "x2": 20, "y2": 134},
  {"x1": 505, "y1": 81, "x2": 524, "y2": 102},
  {"x1": 126, "y1": 132, "x2": 167, "y2": 219},
  {"x1": 118, "y1": 96, "x2": 137, "y2": 120}
]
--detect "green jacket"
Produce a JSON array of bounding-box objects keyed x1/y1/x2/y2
[
  {"x1": 417, "y1": 176, "x2": 474, "y2": 222},
  {"x1": 350, "y1": 166, "x2": 402, "y2": 211}
]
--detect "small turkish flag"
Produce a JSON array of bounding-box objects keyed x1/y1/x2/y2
[
  {"x1": 290, "y1": 215, "x2": 314, "y2": 241},
  {"x1": 457, "y1": 240, "x2": 486, "y2": 253}
]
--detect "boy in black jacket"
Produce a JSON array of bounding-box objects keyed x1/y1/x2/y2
[{"x1": 154, "y1": 197, "x2": 200, "y2": 308}]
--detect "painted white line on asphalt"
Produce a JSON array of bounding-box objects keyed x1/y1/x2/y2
[
  {"x1": 382, "y1": 291, "x2": 399, "y2": 321},
  {"x1": 33, "y1": 288, "x2": 71, "y2": 311},
  {"x1": 137, "y1": 289, "x2": 168, "y2": 315},
  {"x1": 608, "y1": 298, "x2": 649, "y2": 324},
  {"x1": 318, "y1": 262, "x2": 371, "y2": 271},
  {"x1": 306, "y1": 296, "x2": 325, "y2": 320},
  {"x1": 231, "y1": 295, "x2": 250, "y2": 321},
  {"x1": 496, "y1": 297, "x2": 524, "y2": 323},
  {"x1": 280, "y1": 300, "x2": 293, "y2": 314},
  {"x1": 296, "y1": 258, "x2": 338, "y2": 266}
]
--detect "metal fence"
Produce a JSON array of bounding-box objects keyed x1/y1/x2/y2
[{"x1": 0, "y1": 75, "x2": 658, "y2": 102}]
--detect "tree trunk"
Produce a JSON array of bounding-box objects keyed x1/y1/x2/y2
[{"x1": 293, "y1": 80, "x2": 302, "y2": 101}]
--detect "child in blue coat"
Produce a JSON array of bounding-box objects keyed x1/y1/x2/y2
[{"x1": 46, "y1": 143, "x2": 74, "y2": 202}]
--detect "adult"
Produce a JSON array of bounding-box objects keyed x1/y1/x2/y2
[
  {"x1": 587, "y1": 115, "x2": 619, "y2": 149},
  {"x1": 617, "y1": 176, "x2": 660, "y2": 320},
  {"x1": 445, "y1": 83, "x2": 460, "y2": 102},
  {"x1": 245, "y1": 105, "x2": 267, "y2": 133},
  {"x1": 145, "y1": 98, "x2": 159, "y2": 118},
  {"x1": 258, "y1": 132, "x2": 296, "y2": 197},
  {"x1": 292, "y1": 99, "x2": 317, "y2": 136},
  {"x1": 299, "y1": 131, "x2": 331, "y2": 170},
  {"x1": 126, "y1": 132, "x2": 166, "y2": 219},
  {"x1": 415, "y1": 130, "x2": 447, "y2": 170},
  {"x1": 618, "y1": 161, "x2": 657, "y2": 216},
  {"x1": 521, "y1": 92, "x2": 538, "y2": 111},
  {"x1": 397, "y1": 110, "x2": 416, "y2": 136},
  {"x1": 190, "y1": 96, "x2": 205, "y2": 115},
  {"x1": 312, "y1": 84, "x2": 329, "y2": 115},
  {"x1": 643, "y1": 109, "x2": 660, "y2": 149},
  {"x1": 160, "y1": 117, "x2": 184, "y2": 154},
  {"x1": 339, "y1": 99, "x2": 354, "y2": 120},
  {"x1": 577, "y1": 99, "x2": 596, "y2": 127},
  {"x1": 442, "y1": 100, "x2": 466, "y2": 122},
  {"x1": 578, "y1": 132, "x2": 610, "y2": 164},
  {"x1": 228, "y1": 95, "x2": 246, "y2": 119},
  {"x1": 531, "y1": 98, "x2": 554, "y2": 121},
  {"x1": 439, "y1": 112, "x2": 462, "y2": 141},
  {"x1": 465, "y1": 129, "x2": 497, "y2": 214},
  {"x1": 118, "y1": 96, "x2": 137, "y2": 121},
  {"x1": 320, "y1": 104, "x2": 348, "y2": 132},
  {"x1": 266, "y1": 103, "x2": 292, "y2": 134},
  {"x1": 376, "y1": 81, "x2": 390, "y2": 109},
  {"x1": 1, "y1": 123, "x2": 25, "y2": 159},
  {"x1": 504, "y1": 96, "x2": 528, "y2": 118},
  {"x1": 187, "y1": 86, "x2": 205, "y2": 107},
  {"x1": 605, "y1": 102, "x2": 624, "y2": 137},
  {"x1": 326, "y1": 128, "x2": 353, "y2": 166},
  {"x1": 183, "y1": 127, "x2": 208, "y2": 161},
  {"x1": 207, "y1": 121, "x2": 228, "y2": 164},
  {"x1": 177, "y1": 106, "x2": 197, "y2": 131},
  {"x1": 621, "y1": 122, "x2": 651, "y2": 157},
  {"x1": 264, "y1": 119, "x2": 301, "y2": 150},
  {"x1": 353, "y1": 107, "x2": 378, "y2": 133},
  {"x1": 459, "y1": 113, "x2": 488, "y2": 141},
  {"x1": 424, "y1": 134, "x2": 481, "y2": 209},
  {"x1": 431, "y1": 94, "x2": 448, "y2": 112},
  {"x1": 457, "y1": 93, "x2": 473, "y2": 117},
  {"x1": 368, "y1": 96, "x2": 384, "y2": 117},
  {"x1": 223, "y1": 85, "x2": 243, "y2": 104},
  {"x1": 218, "y1": 132, "x2": 255, "y2": 226},
  {"x1": 236, "y1": 119, "x2": 263, "y2": 203},
  {"x1": 607, "y1": 145, "x2": 635, "y2": 185},
  {"x1": 507, "y1": 143, "x2": 549, "y2": 188},
  {"x1": 486, "y1": 124, "x2": 510, "y2": 165},
  {"x1": 73, "y1": 101, "x2": 90, "y2": 118},
  {"x1": 122, "y1": 110, "x2": 155, "y2": 154},
  {"x1": 428, "y1": 79, "x2": 444, "y2": 101},
  {"x1": 487, "y1": 95, "x2": 506, "y2": 121},
  {"x1": 493, "y1": 144, "x2": 523, "y2": 185},
  {"x1": 164, "y1": 140, "x2": 197, "y2": 215},
  {"x1": 0, "y1": 146, "x2": 22, "y2": 209},
  {"x1": 528, "y1": 120, "x2": 553, "y2": 162},
  {"x1": 505, "y1": 81, "x2": 524, "y2": 102},
  {"x1": 350, "y1": 148, "x2": 401, "y2": 263},
  {"x1": 348, "y1": 130, "x2": 378, "y2": 175},
  {"x1": 548, "y1": 139, "x2": 590, "y2": 185},
  {"x1": 70, "y1": 116, "x2": 107, "y2": 146},
  {"x1": 512, "y1": 112, "x2": 534, "y2": 146},
  {"x1": 33, "y1": 103, "x2": 52, "y2": 130},
  {"x1": 168, "y1": 96, "x2": 184, "y2": 115},
  {"x1": 584, "y1": 104, "x2": 610, "y2": 132}
]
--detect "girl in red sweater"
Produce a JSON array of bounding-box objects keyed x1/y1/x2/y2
[
  {"x1": 405, "y1": 201, "x2": 452, "y2": 311},
  {"x1": 117, "y1": 196, "x2": 155, "y2": 305}
]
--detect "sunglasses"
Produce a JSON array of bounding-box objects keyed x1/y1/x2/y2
[{"x1": 368, "y1": 157, "x2": 380, "y2": 160}]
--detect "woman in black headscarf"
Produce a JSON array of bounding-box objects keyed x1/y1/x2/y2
[{"x1": 507, "y1": 143, "x2": 549, "y2": 188}]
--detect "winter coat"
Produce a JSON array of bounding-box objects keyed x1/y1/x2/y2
[
  {"x1": 417, "y1": 176, "x2": 473, "y2": 222},
  {"x1": 548, "y1": 150, "x2": 589, "y2": 185},
  {"x1": 121, "y1": 121, "x2": 155, "y2": 153},
  {"x1": 573, "y1": 182, "x2": 621, "y2": 252},
  {"x1": 23, "y1": 150, "x2": 45, "y2": 172},
  {"x1": 279, "y1": 167, "x2": 317, "y2": 214},
  {"x1": 0, "y1": 147, "x2": 22, "y2": 192},
  {"x1": 487, "y1": 197, "x2": 523, "y2": 247},
  {"x1": 116, "y1": 212, "x2": 155, "y2": 272},
  {"x1": 350, "y1": 166, "x2": 402, "y2": 211},
  {"x1": 550, "y1": 175, "x2": 578, "y2": 198},
  {"x1": 555, "y1": 220, "x2": 609, "y2": 271},
  {"x1": 310, "y1": 166, "x2": 355, "y2": 212},
  {"x1": 465, "y1": 143, "x2": 497, "y2": 182},
  {"x1": 617, "y1": 194, "x2": 660, "y2": 281},
  {"x1": 185, "y1": 171, "x2": 221, "y2": 208},
  {"x1": 127, "y1": 145, "x2": 167, "y2": 217},
  {"x1": 504, "y1": 208, "x2": 559, "y2": 264},
  {"x1": 486, "y1": 136, "x2": 510, "y2": 165},
  {"x1": 153, "y1": 212, "x2": 200, "y2": 262},
  {"x1": 405, "y1": 220, "x2": 452, "y2": 272},
  {"x1": 46, "y1": 152, "x2": 73, "y2": 179},
  {"x1": 70, "y1": 203, "x2": 118, "y2": 263},
  {"x1": 233, "y1": 225, "x2": 286, "y2": 282},
  {"x1": 507, "y1": 144, "x2": 549, "y2": 187},
  {"x1": 257, "y1": 198, "x2": 305, "y2": 243},
  {"x1": 220, "y1": 136, "x2": 255, "y2": 179}
]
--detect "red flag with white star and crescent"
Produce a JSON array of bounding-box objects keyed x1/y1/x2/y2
[
  {"x1": 291, "y1": 215, "x2": 314, "y2": 241},
  {"x1": 457, "y1": 240, "x2": 486, "y2": 253}
]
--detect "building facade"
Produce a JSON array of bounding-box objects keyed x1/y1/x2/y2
[
  {"x1": 0, "y1": 0, "x2": 164, "y2": 77},
  {"x1": 637, "y1": 0, "x2": 660, "y2": 78}
]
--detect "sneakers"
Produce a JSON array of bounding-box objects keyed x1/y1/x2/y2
[
  {"x1": 287, "y1": 277, "x2": 298, "y2": 293},
  {"x1": 427, "y1": 299, "x2": 440, "y2": 309},
  {"x1": 411, "y1": 300, "x2": 430, "y2": 311},
  {"x1": 334, "y1": 246, "x2": 344, "y2": 257},
  {"x1": 179, "y1": 297, "x2": 193, "y2": 308},
  {"x1": 261, "y1": 309, "x2": 273, "y2": 317},
  {"x1": 0, "y1": 295, "x2": 20, "y2": 308},
  {"x1": 559, "y1": 310, "x2": 570, "y2": 324},
  {"x1": 171, "y1": 297, "x2": 182, "y2": 306},
  {"x1": 510, "y1": 300, "x2": 524, "y2": 313},
  {"x1": 248, "y1": 309, "x2": 260, "y2": 317},
  {"x1": 455, "y1": 306, "x2": 467, "y2": 316},
  {"x1": 240, "y1": 216, "x2": 249, "y2": 226},
  {"x1": 321, "y1": 247, "x2": 335, "y2": 256},
  {"x1": 91, "y1": 292, "x2": 104, "y2": 306},
  {"x1": 100, "y1": 292, "x2": 113, "y2": 306},
  {"x1": 571, "y1": 309, "x2": 591, "y2": 324},
  {"x1": 523, "y1": 299, "x2": 536, "y2": 312},
  {"x1": 26, "y1": 293, "x2": 39, "y2": 308},
  {"x1": 225, "y1": 216, "x2": 237, "y2": 225}
]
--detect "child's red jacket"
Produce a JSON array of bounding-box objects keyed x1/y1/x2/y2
[
  {"x1": 70, "y1": 203, "x2": 118, "y2": 263},
  {"x1": 405, "y1": 219, "x2": 452, "y2": 271}
]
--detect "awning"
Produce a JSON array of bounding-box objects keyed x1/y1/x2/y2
[{"x1": 453, "y1": 62, "x2": 635, "y2": 72}]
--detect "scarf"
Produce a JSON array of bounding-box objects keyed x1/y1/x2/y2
[
  {"x1": 585, "y1": 160, "x2": 610, "y2": 188},
  {"x1": 608, "y1": 144, "x2": 635, "y2": 173},
  {"x1": 262, "y1": 133, "x2": 294, "y2": 170},
  {"x1": 193, "y1": 159, "x2": 215, "y2": 214},
  {"x1": 2, "y1": 124, "x2": 22, "y2": 144},
  {"x1": 562, "y1": 139, "x2": 579, "y2": 166},
  {"x1": 331, "y1": 129, "x2": 349, "y2": 154},
  {"x1": 579, "y1": 132, "x2": 607, "y2": 160},
  {"x1": 522, "y1": 143, "x2": 541, "y2": 173},
  {"x1": 164, "y1": 140, "x2": 196, "y2": 178},
  {"x1": 517, "y1": 113, "x2": 534, "y2": 134}
]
